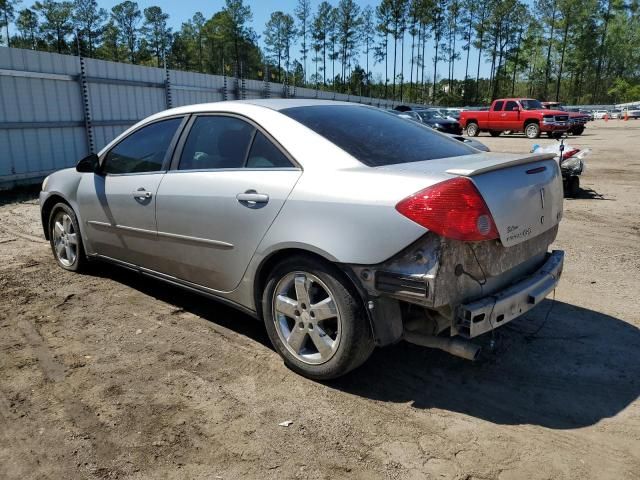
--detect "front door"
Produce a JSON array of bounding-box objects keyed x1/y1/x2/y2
[
  {"x1": 77, "y1": 117, "x2": 184, "y2": 268},
  {"x1": 499, "y1": 100, "x2": 520, "y2": 130},
  {"x1": 155, "y1": 114, "x2": 302, "y2": 292}
]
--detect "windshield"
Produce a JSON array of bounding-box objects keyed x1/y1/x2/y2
[
  {"x1": 281, "y1": 105, "x2": 475, "y2": 167},
  {"x1": 416, "y1": 110, "x2": 444, "y2": 120},
  {"x1": 521, "y1": 99, "x2": 544, "y2": 110}
]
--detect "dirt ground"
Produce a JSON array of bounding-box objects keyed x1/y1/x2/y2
[{"x1": 1, "y1": 120, "x2": 639, "y2": 480}]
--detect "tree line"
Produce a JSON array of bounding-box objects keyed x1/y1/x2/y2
[{"x1": 1, "y1": 0, "x2": 639, "y2": 106}]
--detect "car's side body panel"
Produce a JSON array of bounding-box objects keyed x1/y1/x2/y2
[{"x1": 40, "y1": 100, "x2": 565, "y2": 335}]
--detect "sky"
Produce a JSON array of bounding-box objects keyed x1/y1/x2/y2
[{"x1": 16, "y1": 0, "x2": 493, "y2": 81}]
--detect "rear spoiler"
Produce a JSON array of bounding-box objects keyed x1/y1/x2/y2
[{"x1": 446, "y1": 152, "x2": 556, "y2": 177}]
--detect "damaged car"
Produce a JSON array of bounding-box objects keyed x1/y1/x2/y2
[{"x1": 39, "y1": 100, "x2": 564, "y2": 380}]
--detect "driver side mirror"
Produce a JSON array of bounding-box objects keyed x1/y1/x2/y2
[{"x1": 76, "y1": 153, "x2": 100, "y2": 173}]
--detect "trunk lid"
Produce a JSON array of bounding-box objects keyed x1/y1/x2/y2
[
  {"x1": 380, "y1": 152, "x2": 564, "y2": 247},
  {"x1": 460, "y1": 153, "x2": 563, "y2": 247}
]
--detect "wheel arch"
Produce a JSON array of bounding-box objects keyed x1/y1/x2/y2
[
  {"x1": 41, "y1": 193, "x2": 72, "y2": 240},
  {"x1": 252, "y1": 246, "x2": 403, "y2": 347}
]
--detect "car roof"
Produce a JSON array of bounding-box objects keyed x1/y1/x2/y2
[{"x1": 157, "y1": 99, "x2": 360, "y2": 116}]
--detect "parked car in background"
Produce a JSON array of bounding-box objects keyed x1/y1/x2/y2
[
  {"x1": 39, "y1": 99, "x2": 564, "y2": 380},
  {"x1": 625, "y1": 109, "x2": 640, "y2": 119},
  {"x1": 390, "y1": 109, "x2": 489, "y2": 151},
  {"x1": 388, "y1": 109, "x2": 424, "y2": 124},
  {"x1": 413, "y1": 108, "x2": 463, "y2": 134},
  {"x1": 609, "y1": 109, "x2": 622, "y2": 119},
  {"x1": 579, "y1": 110, "x2": 595, "y2": 121},
  {"x1": 459, "y1": 98, "x2": 570, "y2": 139},
  {"x1": 541, "y1": 101, "x2": 588, "y2": 136},
  {"x1": 592, "y1": 110, "x2": 608, "y2": 119}
]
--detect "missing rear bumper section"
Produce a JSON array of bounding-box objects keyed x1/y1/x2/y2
[{"x1": 453, "y1": 250, "x2": 564, "y2": 338}]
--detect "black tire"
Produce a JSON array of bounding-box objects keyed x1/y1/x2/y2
[
  {"x1": 489, "y1": 131, "x2": 500, "y2": 137},
  {"x1": 525, "y1": 122, "x2": 541, "y2": 139},
  {"x1": 261, "y1": 255, "x2": 374, "y2": 380},
  {"x1": 48, "y1": 202, "x2": 87, "y2": 272},
  {"x1": 565, "y1": 176, "x2": 580, "y2": 197},
  {"x1": 572, "y1": 126, "x2": 585, "y2": 136},
  {"x1": 466, "y1": 122, "x2": 479, "y2": 137}
]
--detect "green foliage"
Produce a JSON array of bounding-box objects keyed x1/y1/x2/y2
[{"x1": 4, "y1": 0, "x2": 640, "y2": 103}]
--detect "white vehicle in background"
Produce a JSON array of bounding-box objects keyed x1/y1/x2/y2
[
  {"x1": 609, "y1": 109, "x2": 622, "y2": 119},
  {"x1": 592, "y1": 110, "x2": 608, "y2": 119}
]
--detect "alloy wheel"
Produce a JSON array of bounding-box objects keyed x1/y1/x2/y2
[
  {"x1": 52, "y1": 211, "x2": 78, "y2": 267},
  {"x1": 272, "y1": 271, "x2": 342, "y2": 365}
]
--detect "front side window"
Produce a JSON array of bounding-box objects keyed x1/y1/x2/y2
[
  {"x1": 179, "y1": 116, "x2": 255, "y2": 170},
  {"x1": 102, "y1": 118, "x2": 182, "y2": 174},
  {"x1": 281, "y1": 105, "x2": 475, "y2": 167}
]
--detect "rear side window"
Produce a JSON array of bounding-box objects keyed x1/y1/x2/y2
[
  {"x1": 505, "y1": 101, "x2": 519, "y2": 111},
  {"x1": 103, "y1": 118, "x2": 182, "y2": 174},
  {"x1": 493, "y1": 101, "x2": 504, "y2": 111},
  {"x1": 280, "y1": 105, "x2": 474, "y2": 167},
  {"x1": 246, "y1": 131, "x2": 293, "y2": 168},
  {"x1": 179, "y1": 116, "x2": 255, "y2": 170}
]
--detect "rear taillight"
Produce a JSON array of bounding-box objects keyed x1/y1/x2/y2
[
  {"x1": 562, "y1": 148, "x2": 579, "y2": 160},
  {"x1": 395, "y1": 177, "x2": 499, "y2": 242}
]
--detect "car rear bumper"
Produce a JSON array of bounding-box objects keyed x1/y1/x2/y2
[{"x1": 453, "y1": 250, "x2": 564, "y2": 338}]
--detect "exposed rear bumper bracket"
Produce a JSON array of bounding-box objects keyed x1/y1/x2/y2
[{"x1": 453, "y1": 250, "x2": 564, "y2": 338}]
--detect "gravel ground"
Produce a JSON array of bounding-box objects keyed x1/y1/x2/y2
[{"x1": 1, "y1": 121, "x2": 639, "y2": 480}]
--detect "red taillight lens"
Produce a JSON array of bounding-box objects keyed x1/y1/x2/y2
[
  {"x1": 562, "y1": 148, "x2": 579, "y2": 160},
  {"x1": 395, "y1": 177, "x2": 499, "y2": 242}
]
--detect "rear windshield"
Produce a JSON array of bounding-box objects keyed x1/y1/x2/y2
[{"x1": 281, "y1": 105, "x2": 475, "y2": 167}]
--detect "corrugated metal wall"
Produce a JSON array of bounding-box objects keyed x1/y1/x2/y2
[{"x1": 0, "y1": 46, "x2": 418, "y2": 188}]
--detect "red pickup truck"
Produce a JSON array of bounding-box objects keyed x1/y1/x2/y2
[{"x1": 459, "y1": 98, "x2": 570, "y2": 139}]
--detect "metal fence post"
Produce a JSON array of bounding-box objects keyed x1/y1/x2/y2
[
  {"x1": 263, "y1": 65, "x2": 270, "y2": 99},
  {"x1": 240, "y1": 62, "x2": 246, "y2": 100},
  {"x1": 223, "y1": 72, "x2": 228, "y2": 101},
  {"x1": 78, "y1": 54, "x2": 95, "y2": 154},
  {"x1": 164, "y1": 61, "x2": 173, "y2": 109}
]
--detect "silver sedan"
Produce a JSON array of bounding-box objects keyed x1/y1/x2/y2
[{"x1": 40, "y1": 100, "x2": 565, "y2": 379}]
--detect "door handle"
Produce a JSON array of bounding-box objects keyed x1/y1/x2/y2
[
  {"x1": 236, "y1": 190, "x2": 269, "y2": 206},
  {"x1": 133, "y1": 188, "x2": 152, "y2": 200}
]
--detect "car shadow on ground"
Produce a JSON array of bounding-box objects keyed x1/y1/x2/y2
[
  {"x1": 330, "y1": 299, "x2": 640, "y2": 429},
  {"x1": 90, "y1": 264, "x2": 639, "y2": 430},
  {"x1": 90, "y1": 263, "x2": 273, "y2": 349},
  {"x1": 568, "y1": 187, "x2": 610, "y2": 200}
]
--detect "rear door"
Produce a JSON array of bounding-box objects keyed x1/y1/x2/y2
[
  {"x1": 154, "y1": 114, "x2": 302, "y2": 292},
  {"x1": 77, "y1": 117, "x2": 185, "y2": 267}
]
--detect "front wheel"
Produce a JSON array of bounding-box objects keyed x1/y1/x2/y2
[
  {"x1": 525, "y1": 123, "x2": 541, "y2": 139},
  {"x1": 48, "y1": 203, "x2": 87, "y2": 272},
  {"x1": 262, "y1": 256, "x2": 374, "y2": 380}
]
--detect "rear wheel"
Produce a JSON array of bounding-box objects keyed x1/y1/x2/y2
[
  {"x1": 489, "y1": 131, "x2": 500, "y2": 137},
  {"x1": 525, "y1": 122, "x2": 541, "y2": 139},
  {"x1": 262, "y1": 256, "x2": 374, "y2": 380},
  {"x1": 48, "y1": 203, "x2": 86, "y2": 272},
  {"x1": 565, "y1": 176, "x2": 580, "y2": 197},
  {"x1": 466, "y1": 122, "x2": 479, "y2": 137}
]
